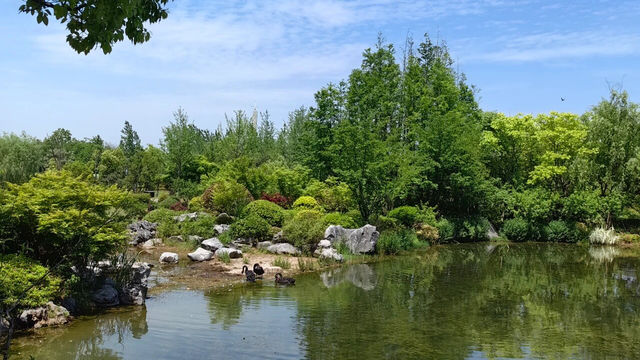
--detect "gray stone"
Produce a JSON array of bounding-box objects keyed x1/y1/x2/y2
[
  {"x1": 257, "y1": 241, "x2": 273, "y2": 250},
  {"x1": 92, "y1": 284, "x2": 120, "y2": 307},
  {"x1": 173, "y1": 212, "x2": 199, "y2": 222},
  {"x1": 141, "y1": 238, "x2": 162, "y2": 248},
  {"x1": 267, "y1": 243, "x2": 301, "y2": 255},
  {"x1": 215, "y1": 247, "x2": 243, "y2": 259},
  {"x1": 188, "y1": 235, "x2": 204, "y2": 243},
  {"x1": 18, "y1": 302, "x2": 71, "y2": 329},
  {"x1": 320, "y1": 264, "x2": 376, "y2": 290},
  {"x1": 272, "y1": 230, "x2": 285, "y2": 243},
  {"x1": 201, "y1": 238, "x2": 224, "y2": 252},
  {"x1": 317, "y1": 247, "x2": 344, "y2": 262},
  {"x1": 188, "y1": 247, "x2": 214, "y2": 262},
  {"x1": 159, "y1": 252, "x2": 179, "y2": 264},
  {"x1": 128, "y1": 220, "x2": 158, "y2": 245},
  {"x1": 324, "y1": 225, "x2": 353, "y2": 244},
  {"x1": 120, "y1": 262, "x2": 152, "y2": 305},
  {"x1": 168, "y1": 235, "x2": 184, "y2": 242},
  {"x1": 346, "y1": 225, "x2": 379, "y2": 254},
  {"x1": 214, "y1": 224, "x2": 230, "y2": 235},
  {"x1": 317, "y1": 239, "x2": 332, "y2": 249}
]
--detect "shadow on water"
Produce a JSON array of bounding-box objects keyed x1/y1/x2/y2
[{"x1": 10, "y1": 243, "x2": 640, "y2": 359}]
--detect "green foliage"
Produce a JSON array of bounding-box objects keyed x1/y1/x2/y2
[
  {"x1": 180, "y1": 214, "x2": 216, "y2": 239},
  {"x1": 282, "y1": 210, "x2": 325, "y2": 250},
  {"x1": 202, "y1": 179, "x2": 253, "y2": 216},
  {"x1": 544, "y1": 220, "x2": 575, "y2": 243},
  {"x1": 619, "y1": 233, "x2": 640, "y2": 244},
  {"x1": 388, "y1": 206, "x2": 419, "y2": 227},
  {"x1": 229, "y1": 215, "x2": 271, "y2": 241},
  {"x1": 453, "y1": 217, "x2": 491, "y2": 242},
  {"x1": 218, "y1": 251, "x2": 231, "y2": 264},
  {"x1": 436, "y1": 218, "x2": 455, "y2": 243},
  {"x1": 188, "y1": 196, "x2": 206, "y2": 212},
  {"x1": 243, "y1": 200, "x2": 284, "y2": 226},
  {"x1": 0, "y1": 255, "x2": 61, "y2": 310},
  {"x1": 157, "y1": 195, "x2": 181, "y2": 209},
  {"x1": 273, "y1": 257, "x2": 291, "y2": 270},
  {"x1": 415, "y1": 224, "x2": 439, "y2": 244},
  {"x1": 304, "y1": 177, "x2": 355, "y2": 212},
  {"x1": 297, "y1": 257, "x2": 316, "y2": 272},
  {"x1": 293, "y1": 196, "x2": 322, "y2": 210},
  {"x1": 0, "y1": 132, "x2": 45, "y2": 184},
  {"x1": 501, "y1": 218, "x2": 531, "y2": 242},
  {"x1": 376, "y1": 215, "x2": 399, "y2": 232},
  {"x1": 1, "y1": 170, "x2": 134, "y2": 268},
  {"x1": 144, "y1": 208, "x2": 179, "y2": 224},
  {"x1": 323, "y1": 212, "x2": 357, "y2": 228},
  {"x1": 377, "y1": 229, "x2": 421, "y2": 255}
]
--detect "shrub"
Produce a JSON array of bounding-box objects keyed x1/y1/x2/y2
[
  {"x1": 345, "y1": 209, "x2": 364, "y2": 227},
  {"x1": 144, "y1": 208, "x2": 180, "y2": 224},
  {"x1": 415, "y1": 224, "x2": 439, "y2": 243},
  {"x1": 455, "y1": 217, "x2": 490, "y2": 242},
  {"x1": 243, "y1": 200, "x2": 284, "y2": 226},
  {"x1": 293, "y1": 196, "x2": 322, "y2": 210},
  {"x1": 273, "y1": 257, "x2": 291, "y2": 270},
  {"x1": 388, "y1": 206, "x2": 419, "y2": 227},
  {"x1": 158, "y1": 195, "x2": 180, "y2": 209},
  {"x1": 416, "y1": 207, "x2": 438, "y2": 226},
  {"x1": 202, "y1": 180, "x2": 253, "y2": 216},
  {"x1": 501, "y1": 218, "x2": 530, "y2": 242},
  {"x1": 180, "y1": 214, "x2": 216, "y2": 238},
  {"x1": 282, "y1": 210, "x2": 325, "y2": 250},
  {"x1": 544, "y1": 220, "x2": 574, "y2": 243},
  {"x1": 436, "y1": 218, "x2": 455, "y2": 243},
  {"x1": 589, "y1": 227, "x2": 619, "y2": 245},
  {"x1": 218, "y1": 251, "x2": 231, "y2": 264},
  {"x1": 188, "y1": 196, "x2": 206, "y2": 212},
  {"x1": 260, "y1": 193, "x2": 289, "y2": 208},
  {"x1": 377, "y1": 229, "x2": 421, "y2": 255},
  {"x1": 129, "y1": 192, "x2": 151, "y2": 217},
  {"x1": 0, "y1": 255, "x2": 61, "y2": 310},
  {"x1": 229, "y1": 215, "x2": 271, "y2": 242},
  {"x1": 170, "y1": 201, "x2": 188, "y2": 211},
  {"x1": 376, "y1": 215, "x2": 399, "y2": 232},
  {"x1": 304, "y1": 178, "x2": 355, "y2": 212},
  {"x1": 323, "y1": 212, "x2": 357, "y2": 228},
  {"x1": 619, "y1": 233, "x2": 640, "y2": 244}
]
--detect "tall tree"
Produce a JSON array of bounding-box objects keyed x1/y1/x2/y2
[
  {"x1": 119, "y1": 121, "x2": 142, "y2": 159},
  {"x1": 161, "y1": 108, "x2": 203, "y2": 183},
  {"x1": 43, "y1": 128, "x2": 72, "y2": 170}
]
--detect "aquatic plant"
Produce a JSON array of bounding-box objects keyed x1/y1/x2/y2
[
  {"x1": 273, "y1": 257, "x2": 291, "y2": 270},
  {"x1": 589, "y1": 227, "x2": 619, "y2": 245},
  {"x1": 297, "y1": 258, "x2": 315, "y2": 272}
]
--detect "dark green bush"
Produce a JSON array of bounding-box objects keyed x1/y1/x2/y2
[
  {"x1": 243, "y1": 200, "x2": 284, "y2": 226},
  {"x1": 501, "y1": 218, "x2": 530, "y2": 242},
  {"x1": 229, "y1": 215, "x2": 271, "y2": 241},
  {"x1": 158, "y1": 195, "x2": 181, "y2": 209},
  {"x1": 282, "y1": 209, "x2": 325, "y2": 250},
  {"x1": 436, "y1": 218, "x2": 455, "y2": 243},
  {"x1": 376, "y1": 215, "x2": 399, "y2": 232},
  {"x1": 345, "y1": 209, "x2": 364, "y2": 227},
  {"x1": 388, "y1": 206, "x2": 419, "y2": 227},
  {"x1": 323, "y1": 212, "x2": 357, "y2": 228},
  {"x1": 455, "y1": 217, "x2": 490, "y2": 242},
  {"x1": 544, "y1": 220, "x2": 577, "y2": 243},
  {"x1": 202, "y1": 179, "x2": 253, "y2": 216},
  {"x1": 0, "y1": 255, "x2": 61, "y2": 310},
  {"x1": 144, "y1": 208, "x2": 181, "y2": 224},
  {"x1": 181, "y1": 214, "x2": 216, "y2": 238},
  {"x1": 377, "y1": 229, "x2": 421, "y2": 255}
]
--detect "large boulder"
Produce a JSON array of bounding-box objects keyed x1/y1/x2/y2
[
  {"x1": 92, "y1": 282, "x2": 120, "y2": 307},
  {"x1": 215, "y1": 247, "x2": 243, "y2": 259},
  {"x1": 173, "y1": 212, "x2": 199, "y2": 222},
  {"x1": 18, "y1": 302, "x2": 71, "y2": 329},
  {"x1": 119, "y1": 262, "x2": 152, "y2": 306},
  {"x1": 159, "y1": 252, "x2": 179, "y2": 264},
  {"x1": 188, "y1": 247, "x2": 214, "y2": 262},
  {"x1": 188, "y1": 235, "x2": 204, "y2": 243},
  {"x1": 317, "y1": 247, "x2": 344, "y2": 262},
  {"x1": 257, "y1": 241, "x2": 273, "y2": 250},
  {"x1": 128, "y1": 220, "x2": 158, "y2": 245},
  {"x1": 214, "y1": 224, "x2": 230, "y2": 235},
  {"x1": 141, "y1": 238, "x2": 162, "y2": 249},
  {"x1": 324, "y1": 225, "x2": 353, "y2": 244},
  {"x1": 201, "y1": 238, "x2": 224, "y2": 252},
  {"x1": 266, "y1": 243, "x2": 301, "y2": 255},
  {"x1": 317, "y1": 239, "x2": 332, "y2": 249},
  {"x1": 323, "y1": 225, "x2": 379, "y2": 254}
]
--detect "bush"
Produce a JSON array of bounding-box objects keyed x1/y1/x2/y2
[
  {"x1": 260, "y1": 193, "x2": 289, "y2": 208},
  {"x1": 202, "y1": 180, "x2": 253, "y2": 216},
  {"x1": 129, "y1": 192, "x2": 151, "y2": 217},
  {"x1": 415, "y1": 224, "x2": 439, "y2": 243},
  {"x1": 144, "y1": 208, "x2": 179, "y2": 223},
  {"x1": 282, "y1": 210, "x2": 325, "y2": 250},
  {"x1": 345, "y1": 209, "x2": 364, "y2": 227},
  {"x1": 436, "y1": 218, "x2": 455, "y2": 243},
  {"x1": 544, "y1": 220, "x2": 574, "y2": 243},
  {"x1": 0, "y1": 255, "x2": 61, "y2": 310},
  {"x1": 170, "y1": 201, "x2": 188, "y2": 211},
  {"x1": 619, "y1": 233, "x2": 640, "y2": 244},
  {"x1": 455, "y1": 217, "x2": 490, "y2": 242},
  {"x1": 304, "y1": 178, "x2": 355, "y2": 212},
  {"x1": 158, "y1": 195, "x2": 180, "y2": 209},
  {"x1": 589, "y1": 227, "x2": 619, "y2": 245},
  {"x1": 188, "y1": 196, "x2": 206, "y2": 212},
  {"x1": 181, "y1": 214, "x2": 216, "y2": 238},
  {"x1": 243, "y1": 200, "x2": 284, "y2": 227},
  {"x1": 293, "y1": 196, "x2": 322, "y2": 211},
  {"x1": 229, "y1": 215, "x2": 271, "y2": 242},
  {"x1": 501, "y1": 218, "x2": 530, "y2": 242},
  {"x1": 377, "y1": 229, "x2": 421, "y2": 255},
  {"x1": 323, "y1": 212, "x2": 357, "y2": 228},
  {"x1": 416, "y1": 207, "x2": 438, "y2": 226},
  {"x1": 376, "y1": 215, "x2": 399, "y2": 232},
  {"x1": 388, "y1": 206, "x2": 419, "y2": 227}
]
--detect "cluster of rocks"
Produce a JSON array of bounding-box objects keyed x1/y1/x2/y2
[
  {"x1": 313, "y1": 224, "x2": 380, "y2": 262},
  {"x1": 186, "y1": 237, "x2": 243, "y2": 262},
  {"x1": 91, "y1": 262, "x2": 152, "y2": 307},
  {"x1": 17, "y1": 302, "x2": 71, "y2": 330},
  {"x1": 128, "y1": 220, "x2": 158, "y2": 246}
]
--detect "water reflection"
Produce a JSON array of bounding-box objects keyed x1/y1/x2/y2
[
  {"x1": 320, "y1": 264, "x2": 377, "y2": 291},
  {"x1": 589, "y1": 245, "x2": 621, "y2": 262}
]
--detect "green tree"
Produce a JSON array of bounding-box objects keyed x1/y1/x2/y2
[
  {"x1": 162, "y1": 108, "x2": 204, "y2": 183},
  {"x1": 119, "y1": 121, "x2": 142, "y2": 159},
  {"x1": 19, "y1": 0, "x2": 171, "y2": 54},
  {"x1": 0, "y1": 133, "x2": 45, "y2": 184},
  {"x1": 43, "y1": 128, "x2": 72, "y2": 170},
  {"x1": 139, "y1": 145, "x2": 166, "y2": 191}
]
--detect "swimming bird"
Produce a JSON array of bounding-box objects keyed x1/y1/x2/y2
[
  {"x1": 253, "y1": 263, "x2": 265, "y2": 277},
  {"x1": 242, "y1": 265, "x2": 256, "y2": 282},
  {"x1": 275, "y1": 273, "x2": 295, "y2": 285}
]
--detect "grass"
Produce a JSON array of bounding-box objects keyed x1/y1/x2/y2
[
  {"x1": 297, "y1": 257, "x2": 316, "y2": 272},
  {"x1": 273, "y1": 256, "x2": 291, "y2": 269},
  {"x1": 243, "y1": 257, "x2": 250, "y2": 264},
  {"x1": 218, "y1": 251, "x2": 231, "y2": 264},
  {"x1": 589, "y1": 227, "x2": 619, "y2": 245}
]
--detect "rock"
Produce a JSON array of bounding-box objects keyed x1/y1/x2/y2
[
  {"x1": 201, "y1": 238, "x2": 224, "y2": 252},
  {"x1": 188, "y1": 247, "x2": 214, "y2": 262},
  {"x1": 141, "y1": 238, "x2": 162, "y2": 248},
  {"x1": 215, "y1": 247, "x2": 243, "y2": 259},
  {"x1": 173, "y1": 212, "x2": 199, "y2": 222},
  {"x1": 216, "y1": 213, "x2": 234, "y2": 224},
  {"x1": 214, "y1": 224, "x2": 230, "y2": 235},
  {"x1": 188, "y1": 235, "x2": 204, "y2": 243},
  {"x1": 266, "y1": 243, "x2": 301, "y2": 255},
  {"x1": 257, "y1": 241, "x2": 273, "y2": 250},
  {"x1": 92, "y1": 283, "x2": 120, "y2": 307},
  {"x1": 120, "y1": 286, "x2": 146, "y2": 306},
  {"x1": 18, "y1": 302, "x2": 70, "y2": 329},
  {"x1": 345, "y1": 225, "x2": 379, "y2": 254},
  {"x1": 128, "y1": 220, "x2": 158, "y2": 245},
  {"x1": 61, "y1": 297, "x2": 77, "y2": 315},
  {"x1": 120, "y1": 262, "x2": 152, "y2": 305},
  {"x1": 317, "y1": 247, "x2": 344, "y2": 262},
  {"x1": 317, "y1": 239, "x2": 332, "y2": 249},
  {"x1": 272, "y1": 230, "x2": 285, "y2": 243},
  {"x1": 323, "y1": 225, "x2": 378, "y2": 254},
  {"x1": 159, "y1": 252, "x2": 179, "y2": 264},
  {"x1": 168, "y1": 235, "x2": 184, "y2": 242}
]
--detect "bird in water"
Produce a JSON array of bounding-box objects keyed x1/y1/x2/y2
[
  {"x1": 242, "y1": 265, "x2": 256, "y2": 282},
  {"x1": 275, "y1": 273, "x2": 295, "y2": 285},
  {"x1": 253, "y1": 263, "x2": 265, "y2": 278}
]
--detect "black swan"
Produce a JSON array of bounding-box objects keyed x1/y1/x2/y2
[
  {"x1": 253, "y1": 263, "x2": 265, "y2": 277},
  {"x1": 242, "y1": 265, "x2": 256, "y2": 282},
  {"x1": 275, "y1": 273, "x2": 295, "y2": 285}
]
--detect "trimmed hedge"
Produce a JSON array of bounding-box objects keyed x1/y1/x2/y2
[{"x1": 243, "y1": 200, "x2": 284, "y2": 226}]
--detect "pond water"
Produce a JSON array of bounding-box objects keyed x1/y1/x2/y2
[{"x1": 11, "y1": 243, "x2": 640, "y2": 359}]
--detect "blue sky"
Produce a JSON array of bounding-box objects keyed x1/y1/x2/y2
[{"x1": 1, "y1": 0, "x2": 639, "y2": 145}]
